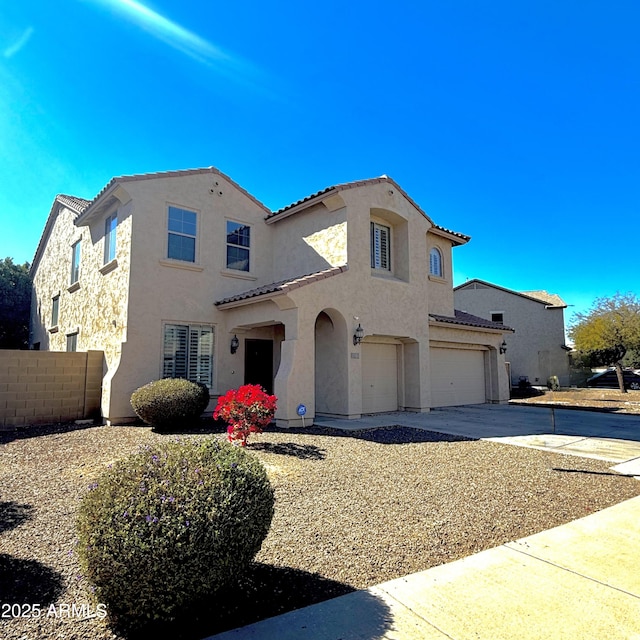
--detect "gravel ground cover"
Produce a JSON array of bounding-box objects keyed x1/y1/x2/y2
[
  {"x1": 512, "y1": 388, "x2": 640, "y2": 414},
  {"x1": 2, "y1": 421, "x2": 640, "y2": 640}
]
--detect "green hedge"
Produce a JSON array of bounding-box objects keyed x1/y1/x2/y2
[
  {"x1": 130, "y1": 378, "x2": 210, "y2": 430},
  {"x1": 76, "y1": 438, "x2": 275, "y2": 622}
]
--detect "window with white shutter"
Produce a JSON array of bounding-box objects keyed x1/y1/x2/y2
[
  {"x1": 370, "y1": 222, "x2": 391, "y2": 271},
  {"x1": 163, "y1": 324, "x2": 214, "y2": 388}
]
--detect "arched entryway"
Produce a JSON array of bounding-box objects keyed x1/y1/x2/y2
[{"x1": 314, "y1": 309, "x2": 349, "y2": 416}]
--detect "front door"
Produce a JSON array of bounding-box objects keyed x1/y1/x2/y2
[{"x1": 244, "y1": 339, "x2": 274, "y2": 394}]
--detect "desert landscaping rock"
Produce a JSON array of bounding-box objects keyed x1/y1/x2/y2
[{"x1": 1, "y1": 422, "x2": 640, "y2": 639}]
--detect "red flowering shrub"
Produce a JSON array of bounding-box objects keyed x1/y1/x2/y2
[{"x1": 214, "y1": 384, "x2": 277, "y2": 446}]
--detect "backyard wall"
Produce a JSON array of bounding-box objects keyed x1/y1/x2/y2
[{"x1": 0, "y1": 350, "x2": 104, "y2": 429}]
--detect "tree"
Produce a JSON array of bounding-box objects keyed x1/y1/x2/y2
[
  {"x1": 0, "y1": 258, "x2": 32, "y2": 349},
  {"x1": 568, "y1": 293, "x2": 640, "y2": 393}
]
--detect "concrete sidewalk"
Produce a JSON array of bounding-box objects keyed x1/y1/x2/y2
[
  {"x1": 207, "y1": 496, "x2": 640, "y2": 639},
  {"x1": 206, "y1": 405, "x2": 640, "y2": 639}
]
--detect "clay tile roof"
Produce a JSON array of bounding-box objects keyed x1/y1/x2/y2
[
  {"x1": 77, "y1": 166, "x2": 270, "y2": 224},
  {"x1": 429, "y1": 310, "x2": 514, "y2": 332},
  {"x1": 265, "y1": 176, "x2": 470, "y2": 244},
  {"x1": 56, "y1": 194, "x2": 91, "y2": 214},
  {"x1": 215, "y1": 265, "x2": 348, "y2": 307}
]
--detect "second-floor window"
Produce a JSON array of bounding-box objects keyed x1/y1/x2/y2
[
  {"x1": 371, "y1": 222, "x2": 390, "y2": 270},
  {"x1": 226, "y1": 221, "x2": 250, "y2": 271},
  {"x1": 168, "y1": 206, "x2": 197, "y2": 262},
  {"x1": 70, "y1": 240, "x2": 81, "y2": 284},
  {"x1": 104, "y1": 213, "x2": 117, "y2": 263},
  {"x1": 51, "y1": 295, "x2": 60, "y2": 327},
  {"x1": 429, "y1": 247, "x2": 443, "y2": 277}
]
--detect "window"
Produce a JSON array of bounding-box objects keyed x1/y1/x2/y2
[
  {"x1": 429, "y1": 247, "x2": 443, "y2": 277},
  {"x1": 371, "y1": 222, "x2": 390, "y2": 270},
  {"x1": 66, "y1": 332, "x2": 78, "y2": 352},
  {"x1": 51, "y1": 295, "x2": 60, "y2": 327},
  {"x1": 491, "y1": 312, "x2": 504, "y2": 324},
  {"x1": 163, "y1": 324, "x2": 214, "y2": 388},
  {"x1": 104, "y1": 213, "x2": 117, "y2": 263},
  {"x1": 167, "y1": 206, "x2": 197, "y2": 262},
  {"x1": 226, "y1": 221, "x2": 250, "y2": 271},
  {"x1": 70, "y1": 240, "x2": 81, "y2": 284}
]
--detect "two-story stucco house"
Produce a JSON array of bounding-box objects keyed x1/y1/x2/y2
[
  {"x1": 454, "y1": 279, "x2": 571, "y2": 387},
  {"x1": 30, "y1": 167, "x2": 511, "y2": 425}
]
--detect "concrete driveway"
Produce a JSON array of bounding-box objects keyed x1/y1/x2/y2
[{"x1": 314, "y1": 404, "x2": 640, "y2": 474}]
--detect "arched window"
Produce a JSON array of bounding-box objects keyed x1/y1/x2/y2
[{"x1": 429, "y1": 247, "x2": 443, "y2": 277}]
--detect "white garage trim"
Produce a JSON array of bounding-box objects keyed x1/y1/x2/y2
[{"x1": 430, "y1": 347, "x2": 486, "y2": 407}]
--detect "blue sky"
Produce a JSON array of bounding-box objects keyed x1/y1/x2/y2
[{"x1": 1, "y1": 0, "x2": 638, "y2": 327}]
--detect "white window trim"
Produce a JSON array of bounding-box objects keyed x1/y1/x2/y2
[
  {"x1": 225, "y1": 219, "x2": 252, "y2": 273},
  {"x1": 104, "y1": 211, "x2": 118, "y2": 265},
  {"x1": 167, "y1": 205, "x2": 199, "y2": 264},
  {"x1": 70, "y1": 240, "x2": 81, "y2": 284}
]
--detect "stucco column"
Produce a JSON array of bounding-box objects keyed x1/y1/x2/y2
[
  {"x1": 274, "y1": 321, "x2": 316, "y2": 428},
  {"x1": 487, "y1": 348, "x2": 510, "y2": 404},
  {"x1": 404, "y1": 338, "x2": 431, "y2": 412}
]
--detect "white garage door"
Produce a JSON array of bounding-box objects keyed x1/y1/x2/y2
[
  {"x1": 362, "y1": 343, "x2": 398, "y2": 413},
  {"x1": 430, "y1": 348, "x2": 486, "y2": 407}
]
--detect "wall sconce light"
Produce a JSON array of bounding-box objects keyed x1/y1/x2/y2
[
  {"x1": 230, "y1": 334, "x2": 239, "y2": 354},
  {"x1": 353, "y1": 323, "x2": 364, "y2": 346},
  {"x1": 499, "y1": 340, "x2": 507, "y2": 355}
]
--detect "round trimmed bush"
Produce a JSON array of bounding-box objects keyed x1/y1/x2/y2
[
  {"x1": 130, "y1": 378, "x2": 210, "y2": 430},
  {"x1": 76, "y1": 438, "x2": 275, "y2": 622}
]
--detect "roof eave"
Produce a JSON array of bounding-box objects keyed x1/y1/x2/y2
[
  {"x1": 31, "y1": 195, "x2": 86, "y2": 275},
  {"x1": 429, "y1": 226, "x2": 470, "y2": 246},
  {"x1": 428, "y1": 318, "x2": 513, "y2": 334}
]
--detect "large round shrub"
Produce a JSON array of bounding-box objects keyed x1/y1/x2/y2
[
  {"x1": 130, "y1": 378, "x2": 210, "y2": 430},
  {"x1": 76, "y1": 438, "x2": 275, "y2": 622}
]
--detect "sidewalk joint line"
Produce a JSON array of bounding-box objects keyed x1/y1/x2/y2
[{"x1": 505, "y1": 544, "x2": 640, "y2": 601}]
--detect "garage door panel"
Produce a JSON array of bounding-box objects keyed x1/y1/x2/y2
[
  {"x1": 431, "y1": 348, "x2": 485, "y2": 407},
  {"x1": 362, "y1": 343, "x2": 398, "y2": 413}
]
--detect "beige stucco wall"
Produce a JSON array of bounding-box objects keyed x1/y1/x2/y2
[
  {"x1": 31, "y1": 200, "x2": 132, "y2": 418},
  {"x1": 31, "y1": 172, "x2": 510, "y2": 425},
  {"x1": 454, "y1": 284, "x2": 570, "y2": 385},
  {"x1": 100, "y1": 172, "x2": 274, "y2": 421},
  {"x1": 271, "y1": 203, "x2": 348, "y2": 281}
]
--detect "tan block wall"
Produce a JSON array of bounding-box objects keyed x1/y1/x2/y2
[{"x1": 0, "y1": 350, "x2": 103, "y2": 429}]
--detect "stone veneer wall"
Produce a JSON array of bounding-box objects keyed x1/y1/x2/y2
[{"x1": 0, "y1": 350, "x2": 103, "y2": 429}]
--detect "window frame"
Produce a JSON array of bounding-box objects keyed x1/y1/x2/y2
[
  {"x1": 104, "y1": 212, "x2": 117, "y2": 264},
  {"x1": 225, "y1": 220, "x2": 251, "y2": 272},
  {"x1": 491, "y1": 312, "x2": 505, "y2": 324},
  {"x1": 370, "y1": 221, "x2": 391, "y2": 271},
  {"x1": 70, "y1": 240, "x2": 81, "y2": 284},
  {"x1": 167, "y1": 205, "x2": 198, "y2": 263},
  {"x1": 162, "y1": 323, "x2": 215, "y2": 389},
  {"x1": 429, "y1": 247, "x2": 443, "y2": 278},
  {"x1": 51, "y1": 294, "x2": 60, "y2": 328},
  {"x1": 66, "y1": 332, "x2": 78, "y2": 352}
]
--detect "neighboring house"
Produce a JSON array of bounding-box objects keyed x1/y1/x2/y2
[
  {"x1": 30, "y1": 167, "x2": 511, "y2": 426},
  {"x1": 454, "y1": 279, "x2": 571, "y2": 386}
]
